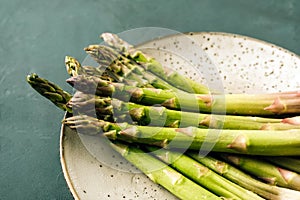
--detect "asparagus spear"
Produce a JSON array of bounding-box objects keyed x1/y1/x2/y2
[
  {"x1": 28, "y1": 73, "x2": 297, "y2": 131},
  {"x1": 266, "y1": 157, "x2": 300, "y2": 174},
  {"x1": 220, "y1": 154, "x2": 300, "y2": 191},
  {"x1": 26, "y1": 73, "x2": 115, "y2": 121},
  {"x1": 188, "y1": 152, "x2": 300, "y2": 200},
  {"x1": 67, "y1": 74, "x2": 300, "y2": 116},
  {"x1": 26, "y1": 73, "x2": 72, "y2": 113},
  {"x1": 68, "y1": 92, "x2": 300, "y2": 130},
  {"x1": 109, "y1": 142, "x2": 221, "y2": 200},
  {"x1": 65, "y1": 55, "x2": 149, "y2": 88},
  {"x1": 101, "y1": 32, "x2": 211, "y2": 94},
  {"x1": 64, "y1": 55, "x2": 117, "y2": 81},
  {"x1": 146, "y1": 146, "x2": 263, "y2": 200},
  {"x1": 63, "y1": 114, "x2": 300, "y2": 156},
  {"x1": 26, "y1": 74, "x2": 296, "y2": 131},
  {"x1": 84, "y1": 45, "x2": 167, "y2": 89},
  {"x1": 84, "y1": 44, "x2": 185, "y2": 93},
  {"x1": 26, "y1": 74, "x2": 300, "y2": 130}
]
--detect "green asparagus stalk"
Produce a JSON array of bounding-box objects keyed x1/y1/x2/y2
[
  {"x1": 67, "y1": 74, "x2": 300, "y2": 116},
  {"x1": 26, "y1": 73, "x2": 114, "y2": 121},
  {"x1": 109, "y1": 142, "x2": 221, "y2": 200},
  {"x1": 26, "y1": 73, "x2": 72, "y2": 113},
  {"x1": 220, "y1": 154, "x2": 300, "y2": 191},
  {"x1": 100, "y1": 32, "x2": 211, "y2": 94},
  {"x1": 188, "y1": 152, "x2": 300, "y2": 200},
  {"x1": 63, "y1": 114, "x2": 300, "y2": 156},
  {"x1": 146, "y1": 146, "x2": 263, "y2": 200},
  {"x1": 266, "y1": 157, "x2": 300, "y2": 174}
]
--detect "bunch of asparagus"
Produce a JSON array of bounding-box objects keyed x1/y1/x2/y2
[{"x1": 27, "y1": 32, "x2": 300, "y2": 200}]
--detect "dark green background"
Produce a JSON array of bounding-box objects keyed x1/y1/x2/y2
[{"x1": 0, "y1": 0, "x2": 299, "y2": 199}]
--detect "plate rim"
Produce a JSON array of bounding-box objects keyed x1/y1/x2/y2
[
  {"x1": 60, "y1": 112, "x2": 80, "y2": 200},
  {"x1": 136, "y1": 31, "x2": 299, "y2": 58},
  {"x1": 59, "y1": 31, "x2": 299, "y2": 200}
]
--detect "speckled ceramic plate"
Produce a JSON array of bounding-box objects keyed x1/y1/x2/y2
[{"x1": 60, "y1": 32, "x2": 300, "y2": 200}]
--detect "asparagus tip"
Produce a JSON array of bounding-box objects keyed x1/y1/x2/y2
[
  {"x1": 100, "y1": 32, "x2": 133, "y2": 51},
  {"x1": 64, "y1": 55, "x2": 81, "y2": 76},
  {"x1": 26, "y1": 73, "x2": 38, "y2": 83},
  {"x1": 100, "y1": 32, "x2": 116, "y2": 40},
  {"x1": 84, "y1": 44, "x2": 100, "y2": 52}
]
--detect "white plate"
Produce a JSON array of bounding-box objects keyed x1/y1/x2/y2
[{"x1": 60, "y1": 32, "x2": 300, "y2": 200}]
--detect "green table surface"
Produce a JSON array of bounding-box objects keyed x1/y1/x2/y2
[{"x1": 0, "y1": 0, "x2": 299, "y2": 199}]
